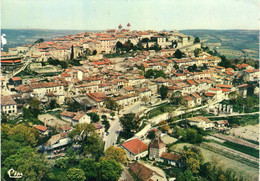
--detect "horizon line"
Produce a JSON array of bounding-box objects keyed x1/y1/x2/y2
[{"x1": 1, "y1": 28, "x2": 259, "y2": 32}]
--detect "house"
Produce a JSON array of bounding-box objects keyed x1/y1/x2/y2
[
  {"x1": 1, "y1": 95, "x2": 17, "y2": 115},
  {"x1": 214, "y1": 120, "x2": 229, "y2": 128},
  {"x1": 183, "y1": 95, "x2": 195, "y2": 108},
  {"x1": 39, "y1": 132, "x2": 70, "y2": 158},
  {"x1": 149, "y1": 135, "x2": 166, "y2": 161},
  {"x1": 135, "y1": 88, "x2": 152, "y2": 99},
  {"x1": 86, "y1": 92, "x2": 108, "y2": 109},
  {"x1": 191, "y1": 93, "x2": 202, "y2": 105},
  {"x1": 59, "y1": 125, "x2": 72, "y2": 133},
  {"x1": 129, "y1": 162, "x2": 165, "y2": 181},
  {"x1": 208, "y1": 88, "x2": 223, "y2": 100},
  {"x1": 237, "y1": 84, "x2": 248, "y2": 98},
  {"x1": 93, "y1": 123, "x2": 105, "y2": 139},
  {"x1": 187, "y1": 116, "x2": 214, "y2": 130},
  {"x1": 114, "y1": 93, "x2": 139, "y2": 107},
  {"x1": 9, "y1": 77, "x2": 22, "y2": 87},
  {"x1": 60, "y1": 110, "x2": 91, "y2": 126},
  {"x1": 121, "y1": 138, "x2": 148, "y2": 160},
  {"x1": 35, "y1": 125, "x2": 48, "y2": 135},
  {"x1": 160, "y1": 152, "x2": 182, "y2": 167}
]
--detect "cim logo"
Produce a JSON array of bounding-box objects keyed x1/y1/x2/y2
[
  {"x1": 1, "y1": 33, "x2": 7, "y2": 50},
  {"x1": 8, "y1": 168, "x2": 23, "y2": 179}
]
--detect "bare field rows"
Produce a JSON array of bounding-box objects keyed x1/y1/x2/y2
[{"x1": 212, "y1": 133, "x2": 259, "y2": 150}]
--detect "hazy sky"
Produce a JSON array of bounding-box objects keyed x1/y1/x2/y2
[{"x1": 1, "y1": 0, "x2": 259, "y2": 30}]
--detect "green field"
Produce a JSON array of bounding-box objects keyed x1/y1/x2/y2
[{"x1": 180, "y1": 29, "x2": 259, "y2": 59}]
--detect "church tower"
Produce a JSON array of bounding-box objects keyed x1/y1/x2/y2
[
  {"x1": 127, "y1": 22, "x2": 131, "y2": 31},
  {"x1": 149, "y1": 134, "x2": 166, "y2": 161},
  {"x1": 118, "y1": 24, "x2": 122, "y2": 30}
]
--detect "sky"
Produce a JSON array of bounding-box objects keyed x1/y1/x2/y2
[{"x1": 1, "y1": 0, "x2": 259, "y2": 30}]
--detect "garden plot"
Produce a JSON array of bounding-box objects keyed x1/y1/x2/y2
[
  {"x1": 204, "y1": 136, "x2": 225, "y2": 143},
  {"x1": 212, "y1": 133, "x2": 258, "y2": 150},
  {"x1": 227, "y1": 124, "x2": 259, "y2": 142}
]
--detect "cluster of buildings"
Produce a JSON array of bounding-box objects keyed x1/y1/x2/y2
[{"x1": 1, "y1": 27, "x2": 259, "y2": 163}]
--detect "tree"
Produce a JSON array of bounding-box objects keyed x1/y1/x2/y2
[
  {"x1": 69, "y1": 123, "x2": 104, "y2": 159},
  {"x1": 145, "y1": 69, "x2": 155, "y2": 78},
  {"x1": 110, "y1": 111, "x2": 115, "y2": 118},
  {"x1": 182, "y1": 146, "x2": 204, "y2": 174},
  {"x1": 87, "y1": 112, "x2": 100, "y2": 123},
  {"x1": 194, "y1": 48, "x2": 202, "y2": 57},
  {"x1": 218, "y1": 55, "x2": 232, "y2": 68},
  {"x1": 159, "y1": 85, "x2": 168, "y2": 100},
  {"x1": 67, "y1": 100, "x2": 82, "y2": 112},
  {"x1": 80, "y1": 158, "x2": 99, "y2": 180},
  {"x1": 49, "y1": 99, "x2": 58, "y2": 109},
  {"x1": 147, "y1": 130, "x2": 156, "y2": 139},
  {"x1": 2, "y1": 123, "x2": 39, "y2": 146},
  {"x1": 228, "y1": 91, "x2": 238, "y2": 100},
  {"x1": 34, "y1": 38, "x2": 44, "y2": 44},
  {"x1": 120, "y1": 113, "x2": 140, "y2": 138},
  {"x1": 141, "y1": 96, "x2": 149, "y2": 105},
  {"x1": 174, "y1": 64, "x2": 179, "y2": 70},
  {"x1": 100, "y1": 159, "x2": 124, "y2": 181},
  {"x1": 1, "y1": 111, "x2": 8, "y2": 123},
  {"x1": 66, "y1": 168, "x2": 86, "y2": 181},
  {"x1": 2, "y1": 147, "x2": 50, "y2": 181},
  {"x1": 194, "y1": 37, "x2": 200, "y2": 43},
  {"x1": 55, "y1": 157, "x2": 69, "y2": 169},
  {"x1": 116, "y1": 41, "x2": 123, "y2": 52},
  {"x1": 70, "y1": 45, "x2": 74, "y2": 60},
  {"x1": 93, "y1": 50, "x2": 97, "y2": 55},
  {"x1": 28, "y1": 98, "x2": 41, "y2": 117},
  {"x1": 171, "y1": 91, "x2": 184, "y2": 106},
  {"x1": 104, "y1": 98, "x2": 118, "y2": 111},
  {"x1": 100, "y1": 146, "x2": 127, "y2": 164},
  {"x1": 102, "y1": 119, "x2": 110, "y2": 132},
  {"x1": 187, "y1": 64, "x2": 198, "y2": 72},
  {"x1": 154, "y1": 70, "x2": 166, "y2": 78},
  {"x1": 174, "y1": 49, "x2": 185, "y2": 59}
]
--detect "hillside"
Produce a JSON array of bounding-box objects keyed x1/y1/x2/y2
[{"x1": 180, "y1": 29, "x2": 259, "y2": 59}]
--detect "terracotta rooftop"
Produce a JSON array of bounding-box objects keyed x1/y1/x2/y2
[
  {"x1": 122, "y1": 138, "x2": 148, "y2": 155},
  {"x1": 35, "y1": 125, "x2": 48, "y2": 132},
  {"x1": 87, "y1": 92, "x2": 107, "y2": 102},
  {"x1": 60, "y1": 110, "x2": 75, "y2": 118},
  {"x1": 129, "y1": 162, "x2": 163, "y2": 181},
  {"x1": 1, "y1": 96, "x2": 17, "y2": 106},
  {"x1": 11, "y1": 77, "x2": 22, "y2": 81},
  {"x1": 205, "y1": 92, "x2": 216, "y2": 97},
  {"x1": 149, "y1": 136, "x2": 166, "y2": 149},
  {"x1": 216, "y1": 84, "x2": 233, "y2": 89},
  {"x1": 60, "y1": 125, "x2": 72, "y2": 131},
  {"x1": 160, "y1": 152, "x2": 182, "y2": 162},
  {"x1": 93, "y1": 123, "x2": 105, "y2": 130}
]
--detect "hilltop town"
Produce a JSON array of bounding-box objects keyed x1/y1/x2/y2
[{"x1": 1, "y1": 24, "x2": 259, "y2": 181}]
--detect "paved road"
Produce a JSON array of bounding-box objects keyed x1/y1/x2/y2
[{"x1": 104, "y1": 95, "x2": 163, "y2": 149}]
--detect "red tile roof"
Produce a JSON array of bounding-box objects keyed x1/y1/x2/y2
[
  {"x1": 11, "y1": 77, "x2": 22, "y2": 81},
  {"x1": 87, "y1": 92, "x2": 107, "y2": 102},
  {"x1": 216, "y1": 84, "x2": 233, "y2": 89},
  {"x1": 205, "y1": 92, "x2": 216, "y2": 97},
  {"x1": 160, "y1": 152, "x2": 182, "y2": 162},
  {"x1": 1, "y1": 96, "x2": 17, "y2": 106},
  {"x1": 122, "y1": 138, "x2": 148, "y2": 155},
  {"x1": 35, "y1": 125, "x2": 47, "y2": 132},
  {"x1": 60, "y1": 125, "x2": 72, "y2": 131}
]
